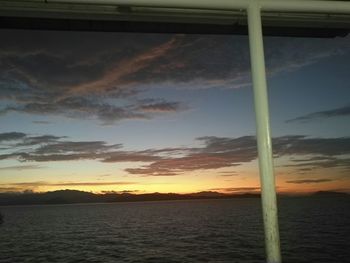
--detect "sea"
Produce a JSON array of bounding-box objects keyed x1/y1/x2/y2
[{"x1": 0, "y1": 197, "x2": 349, "y2": 263}]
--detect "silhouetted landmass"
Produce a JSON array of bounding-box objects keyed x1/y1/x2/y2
[
  {"x1": 189, "y1": 191, "x2": 226, "y2": 197},
  {"x1": 0, "y1": 190, "x2": 348, "y2": 206},
  {"x1": 0, "y1": 190, "x2": 261, "y2": 206},
  {"x1": 310, "y1": 191, "x2": 350, "y2": 198}
]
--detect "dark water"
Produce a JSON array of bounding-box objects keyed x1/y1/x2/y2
[{"x1": 0, "y1": 197, "x2": 349, "y2": 263}]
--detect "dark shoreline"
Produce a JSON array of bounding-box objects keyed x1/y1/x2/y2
[{"x1": 0, "y1": 190, "x2": 348, "y2": 207}]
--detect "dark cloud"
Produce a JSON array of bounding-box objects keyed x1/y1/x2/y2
[
  {"x1": 102, "y1": 152, "x2": 162, "y2": 163},
  {"x1": 32, "y1": 120, "x2": 51, "y2": 125},
  {"x1": 137, "y1": 147, "x2": 192, "y2": 156},
  {"x1": 197, "y1": 136, "x2": 257, "y2": 153},
  {"x1": 34, "y1": 141, "x2": 121, "y2": 154},
  {"x1": 0, "y1": 30, "x2": 172, "y2": 89},
  {"x1": 17, "y1": 135, "x2": 66, "y2": 147},
  {"x1": 298, "y1": 168, "x2": 314, "y2": 172},
  {"x1": 1, "y1": 95, "x2": 182, "y2": 125},
  {"x1": 125, "y1": 167, "x2": 179, "y2": 177},
  {"x1": 286, "y1": 105, "x2": 350, "y2": 123},
  {"x1": 283, "y1": 156, "x2": 350, "y2": 172},
  {"x1": 139, "y1": 101, "x2": 182, "y2": 113},
  {"x1": 2, "y1": 96, "x2": 149, "y2": 124},
  {"x1": 273, "y1": 136, "x2": 350, "y2": 156},
  {"x1": 0, "y1": 132, "x2": 161, "y2": 163},
  {"x1": 0, "y1": 132, "x2": 26, "y2": 142},
  {"x1": 219, "y1": 171, "x2": 238, "y2": 177},
  {"x1": 19, "y1": 153, "x2": 102, "y2": 162},
  {"x1": 1, "y1": 131, "x2": 350, "y2": 176},
  {"x1": 0, "y1": 132, "x2": 66, "y2": 147},
  {"x1": 125, "y1": 136, "x2": 259, "y2": 176},
  {"x1": 101, "y1": 190, "x2": 140, "y2": 194},
  {"x1": 0, "y1": 153, "x2": 26, "y2": 161},
  {"x1": 286, "y1": 179, "x2": 335, "y2": 184},
  {"x1": 209, "y1": 187, "x2": 260, "y2": 193},
  {"x1": 124, "y1": 135, "x2": 350, "y2": 176},
  {"x1": 2, "y1": 151, "x2": 161, "y2": 164},
  {"x1": 0, "y1": 31, "x2": 186, "y2": 124},
  {"x1": 123, "y1": 35, "x2": 350, "y2": 88},
  {"x1": 1, "y1": 30, "x2": 349, "y2": 123},
  {"x1": 130, "y1": 153, "x2": 239, "y2": 174}
]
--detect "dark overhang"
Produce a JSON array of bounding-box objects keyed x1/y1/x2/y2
[{"x1": 0, "y1": 0, "x2": 349, "y2": 37}]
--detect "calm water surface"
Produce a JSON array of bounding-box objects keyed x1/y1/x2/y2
[{"x1": 1, "y1": 197, "x2": 349, "y2": 262}]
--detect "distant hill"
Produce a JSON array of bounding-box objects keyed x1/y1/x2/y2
[
  {"x1": 189, "y1": 191, "x2": 226, "y2": 197},
  {"x1": 0, "y1": 190, "x2": 96, "y2": 206},
  {"x1": 0, "y1": 189, "x2": 260, "y2": 206},
  {"x1": 0, "y1": 190, "x2": 347, "y2": 206},
  {"x1": 310, "y1": 191, "x2": 350, "y2": 198}
]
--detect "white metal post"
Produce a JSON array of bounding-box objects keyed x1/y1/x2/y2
[{"x1": 247, "y1": 2, "x2": 281, "y2": 263}]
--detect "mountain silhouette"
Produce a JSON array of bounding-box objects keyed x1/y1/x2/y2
[
  {"x1": 0, "y1": 190, "x2": 348, "y2": 206},
  {"x1": 0, "y1": 189, "x2": 260, "y2": 206}
]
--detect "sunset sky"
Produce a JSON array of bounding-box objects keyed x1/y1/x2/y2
[{"x1": 0, "y1": 29, "x2": 349, "y2": 194}]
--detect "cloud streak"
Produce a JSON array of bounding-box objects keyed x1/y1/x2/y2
[
  {"x1": 286, "y1": 105, "x2": 350, "y2": 123},
  {"x1": 1, "y1": 132, "x2": 350, "y2": 177},
  {"x1": 138, "y1": 100, "x2": 182, "y2": 113},
  {"x1": 64, "y1": 36, "x2": 183, "y2": 97},
  {"x1": 0, "y1": 31, "x2": 349, "y2": 123},
  {"x1": 32, "y1": 120, "x2": 51, "y2": 125},
  {"x1": 283, "y1": 156, "x2": 350, "y2": 171},
  {"x1": 0, "y1": 164, "x2": 42, "y2": 171},
  {"x1": 286, "y1": 179, "x2": 335, "y2": 184},
  {"x1": 0, "y1": 32, "x2": 187, "y2": 124},
  {"x1": 0, "y1": 181, "x2": 137, "y2": 192},
  {"x1": 1, "y1": 94, "x2": 182, "y2": 125},
  {"x1": 126, "y1": 135, "x2": 350, "y2": 176},
  {"x1": 209, "y1": 187, "x2": 261, "y2": 192},
  {"x1": 0, "y1": 132, "x2": 26, "y2": 142}
]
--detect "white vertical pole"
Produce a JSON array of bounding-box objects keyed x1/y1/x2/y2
[{"x1": 247, "y1": 2, "x2": 281, "y2": 263}]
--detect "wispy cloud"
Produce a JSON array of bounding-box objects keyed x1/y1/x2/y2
[
  {"x1": 101, "y1": 190, "x2": 140, "y2": 194},
  {"x1": 0, "y1": 32, "x2": 186, "y2": 124},
  {"x1": 102, "y1": 152, "x2": 162, "y2": 163},
  {"x1": 17, "y1": 135, "x2": 66, "y2": 147},
  {"x1": 0, "y1": 31, "x2": 348, "y2": 123},
  {"x1": 208, "y1": 187, "x2": 260, "y2": 193},
  {"x1": 286, "y1": 179, "x2": 335, "y2": 184},
  {"x1": 219, "y1": 171, "x2": 239, "y2": 177},
  {"x1": 2, "y1": 181, "x2": 135, "y2": 187},
  {"x1": 0, "y1": 187, "x2": 21, "y2": 192},
  {"x1": 286, "y1": 105, "x2": 350, "y2": 123},
  {"x1": 34, "y1": 141, "x2": 121, "y2": 154},
  {"x1": 64, "y1": 36, "x2": 183, "y2": 97},
  {"x1": 283, "y1": 156, "x2": 350, "y2": 171},
  {"x1": 2, "y1": 96, "x2": 150, "y2": 124},
  {"x1": 0, "y1": 181, "x2": 137, "y2": 193},
  {"x1": 0, "y1": 164, "x2": 42, "y2": 171},
  {"x1": 32, "y1": 120, "x2": 51, "y2": 125},
  {"x1": 126, "y1": 135, "x2": 350, "y2": 176},
  {"x1": 1, "y1": 132, "x2": 350, "y2": 176},
  {"x1": 0, "y1": 132, "x2": 26, "y2": 142},
  {"x1": 0, "y1": 132, "x2": 161, "y2": 163},
  {"x1": 139, "y1": 101, "x2": 182, "y2": 113},
  {"x1": 48, "y1": 181, "x2": 135, "y2": 187}
]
